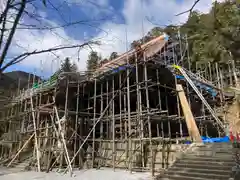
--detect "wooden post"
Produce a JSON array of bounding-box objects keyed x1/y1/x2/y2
[
  {"x1": 232, "y1": 60, "x2": 239, "y2": 87},
  {"x1": 30, "y1": 96, "x2": 41, "y2": 172},
  {"x1": 53, "y1": 106, "x2": 73, "y2": 175},
  {"x1": 143, "y1": 53, "x2": 154, "y2": 176},
  {"x1": 135, "y1": 52, "x2": 144, "y2": 167},
  {"x1": 176, "y1": 84, "x2": 202, "y2": 143},
  {"x1": 119, "y1": 73, "x2": 123, "y2": 139},
  {"x1": 112, "y1": 77, "x2": 116, "y2": 170},
  {"x1": 92, "y1": 78, "x2": 97, "y2": 168},
  {"x1": 127, "y1": 56, "x2": 132, "y2": 173},
  {"x1": 73, "y1": 81, "x2": 80, "y2": 167}
]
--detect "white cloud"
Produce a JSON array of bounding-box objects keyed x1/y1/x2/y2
[
  {"x1": 0, "y1": 0, "x2": 6, "y2": 14},
  {"x1": 10, "y1": 24, "x2": 92, "y2": 75},
  {"x1": 7, "y1": 0, "x2": 225, "y2": 76},
  {"x1": 90, "y1": 0, "x2": 225, "y2": 58}
]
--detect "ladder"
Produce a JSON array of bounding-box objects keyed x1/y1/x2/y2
[{"x1": 173, "y1": 65, "x2": 225, "y2": 132}]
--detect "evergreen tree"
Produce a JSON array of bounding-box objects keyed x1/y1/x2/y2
[
  {"x1": 109, "y1": 52, "x2": 118, "y2": 60},
  {"x1": 131, "y1": 1, "x2": 240, "y2": 67},
  {"x1": 60, "y1": 57, "x2": 78, "y2": 73},
  {"x1": 87, "y1": 51, "x2": 100, "y2": 72},
  {"x1": 50, "y1": 57, "x2": 78, "y2": 81}
]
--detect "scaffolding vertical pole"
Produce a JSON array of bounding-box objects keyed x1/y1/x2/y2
[
  {"x1": 73, "y1": 81, "x2": 80, "y2": 167},
  {"x1": 186, "y1": 34, "x2": 191, "y2": 70},
  {"x1": 228, "y1": 62, "x2": 233, "y2": 86},
  {"x1": 18, "y1": 90, "x2": 24, "y2": 161},
  {"x1": 215, "y1": 63, "x2": 222, "y2": 103},
  {"x1": 92, "y1": 78, "x2": 97, "y2": 168},
  {"x1": 100, "y1": 83, "x2": 104, "y2": 140},
  {"x1": 8, "y1": 99, "x2": 13, "y2": 158},
  {"x1": 135, "y1": 52, "x2": 144, "y2": 167},
  {"x1": 30, "y1": 96, "x2": 41, "y2": 172},
  {"x1": 232, "y1": 60, "x2": 239, "y2": 87},
  {"x1": 119, "y1": 73, "x2": 123, "y2": 139},
  {"x1": 201, "y1": 88, "x2": 206, "y2": 136},
  {"x1": 175, "y1": 71, "x2": 182, "y2": 139},
  {"x1": 112, "y1": 77, "x2": 116, "y2": 170},
  {"x1": 59, "y1": 78, "x2": 69, "y2": 169},
  {"x1": 124, "y1": 85, "x2": 128, "y2": 156},
  {"x1": 143, "y1": 53, "x2": 154, "y2": 176},
  {"x1": 208, "y1": 62, "x2": 212, "y2": 82},
  {"x1": 80, "y1": 84, "x2": 85, "y2": 167},
  {"x1": 156, "y1": 68, "x2": 162, "y2": 139},
  {"x1": 36, "y1": 90, "x2": 42, "y2": 164},
  {"x1": 156, "y1": 69, "x2": 162, "y2": 111},
  {"x1": 106, "y1": 80, "x2": 109, "y2": 138},
  {"x1": 127, "y1": 58, "x2": 132, "y2": 173},
  {"x1": 53, "y1": 106, "x2": 72, "y2": 175}
]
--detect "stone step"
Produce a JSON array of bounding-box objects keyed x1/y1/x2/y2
[
  {"x1": 163, "y1": 170, "x2": 230, "y2": 180},
  {"x1": 159, "y1": 176, "x2": 209, "y2": 180},
  {"x1": 198, "y1": 144, "x2": 233, "y2": 148},
  {"x1": 158, "y1": 143, "x2": 234, "y2": 180},
  {"x1": 187, "y1": 151, "x2": 233, "y2": 157},
  {"x1": 174, "y1": 161, "x2": 234, "y2": 170},
  {"x1": 191, "y1": 147, "x2": 233, "y2": 152},
  {"x1": 183, "y1": 155, "x2": 233, "y2": 162},
  {"x1": 159, "y1": 173, "x2": 228, "y2": 180},
  {"x1": 195, "y1": 143, "x2": 232, "y2": 148},
  {"x1": 168, "y1": 166, "x2": 231, "y2": 176}
]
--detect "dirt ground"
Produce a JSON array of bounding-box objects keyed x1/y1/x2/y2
[{"x1": 0, "y1": 168, "x2": 151, "y2": 180}]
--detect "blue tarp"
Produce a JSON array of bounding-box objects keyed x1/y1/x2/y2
[
  {"x1": 201, "y1": 136, "x2": 230, "y2": 143},
  {"x1": 175, "y1": 74, "x2": 217, "y2": 97},
  {"x1": 111, "y1": 64, "x2": 135, "y2": 74},
  {"x1": 185, "y1": 136, "x2": 230, "y2": 144}
]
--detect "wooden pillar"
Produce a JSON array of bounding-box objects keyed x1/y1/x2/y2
[{"x1": 176, "y1": 84, "x2": 202, "y2": 143}]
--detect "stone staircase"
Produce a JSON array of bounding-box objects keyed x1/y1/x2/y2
[{"x1": 158, "y1": 142, "x2": 236, "y2": 180}]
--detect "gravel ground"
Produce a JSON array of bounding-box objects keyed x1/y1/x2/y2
[{"x1": 0, "y1": 168, "x2": 151, "y2": 180}]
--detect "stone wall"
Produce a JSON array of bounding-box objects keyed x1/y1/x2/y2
[{"x1": 94, "y1": 140, "x2": 190, "y2": 172}]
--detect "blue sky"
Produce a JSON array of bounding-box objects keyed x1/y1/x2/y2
[{"x1": 3, "y1": 0, "x2": 220, "y2": 78}]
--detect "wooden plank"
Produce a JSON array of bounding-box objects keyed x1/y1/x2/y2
[
  {"x1": 30, "y1": 96, "x2": 41, "y2": 172},
  {"x1": 95, "y1": 34, "x2": 167, "y2": 75},
  {"x1": 7, "y1": 133, "x2": 34, "y2": 167},
  {"x1": 176, "y1": 84, "x2": 202, "y2": 143}
]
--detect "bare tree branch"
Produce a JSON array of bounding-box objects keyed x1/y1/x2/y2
[
  {"x1": 0, "y1": 0, "x2": 26, "y2": 69},
  {"x1": 0, "y1": 0, "x2": 109, "y2": 76},
  {"x1": 0, "y1": 0, "x2": 34, "y2": 23},
  {"x1": 15, "y1": 18, "x2": 109, "y2": 30},
  {"x1": 175, "y1": 0, "x2": 200, "y2": 16},
  {"x1": 0, "y1": 41, "x2": 99, "y2": 72},
  {"x1": 0, "y1": 0, "x2": 11, "y2": 49}
]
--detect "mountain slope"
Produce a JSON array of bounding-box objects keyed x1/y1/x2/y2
[{"x1": 0, "y1": 71, "x2": 41, "y2": 106}]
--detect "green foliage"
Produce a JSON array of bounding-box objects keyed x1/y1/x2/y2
[
  {"x1": 90, "y1": 1, "x2": 240, "y2": 72},
  {"x1": 131, "y1": 1, "x2": 240, "y2": 68},
  {"x1": 130, "y1": 27, "x2": 166, "y2": 49},
  {"x1": 109, "y1": 52, "x2": 118, "y2": 60},
  {"x1": 87, "y1": 51, "x2": 100, "y2": 72},
  {"x1": 182, "y1": 1, "x2": 240, "y2": 66},
  {"x1": 50, "y1": 57, "x2": 77, "y2": 80},
  {"x1": 60, "y1": 57, "x2": 78, "y2": 73}
]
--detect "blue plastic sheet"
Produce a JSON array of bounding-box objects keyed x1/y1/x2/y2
[
  {"x1": 175, "y1": 74, "x2": 217, "y2": 97},
  {"x1": 185, "y1": 136, "x2": 230, "y2": 144},
  {"x1": 201, "y1": 136, "x2": 230, "y2": 143},
  {"x1": 111, "y1": 64, "x2": 135, "y2": 74}
]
